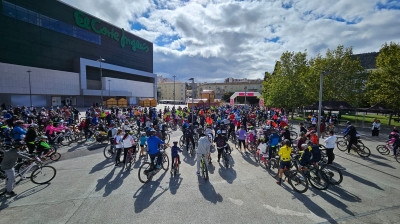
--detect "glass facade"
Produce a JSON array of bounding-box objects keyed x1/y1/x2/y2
[{"x1": 2, "y1": 0, "x2": 101, "y2": 45}]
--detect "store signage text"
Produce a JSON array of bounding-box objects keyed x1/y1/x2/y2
[{"x1": 74, "y1": 11, "x2": 149, "y2": 53}]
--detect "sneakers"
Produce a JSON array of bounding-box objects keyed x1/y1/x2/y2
[
  {"x1": 345, "y1": 152, "x2": 349, "y2": 155},
  {"x1": 276, "y1": 181, "x2": 281, "y2": 186},
  {"x1": 196, "y1": 171, "x2": 200, "y2": 176},
  {"x1": 178, "y1": 161, "x2": 181, "y2": 164},
  {"x1": 6, "y1": 191, "x2": 16, "y2": 197}
]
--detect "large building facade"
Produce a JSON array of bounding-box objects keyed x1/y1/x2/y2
[
  {"x1": 196, "y1": 78, "x2": 263, "y2": 100},
  {"x1": 0, "y1": 0, "x2": 156, "y2": 107},
  {"x1": 157, "y1": 82, "x2": 186, "y2": 104}
]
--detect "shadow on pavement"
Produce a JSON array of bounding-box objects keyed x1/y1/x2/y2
[
  {"x1": 369, "y1": 153, "x2": 390, "y2": 161},
  {"x1": 240, "y1": 151, "x2": 259, "y2": 167},
  {"x1": 95, "y1": 166, "x2": 116, "y2": 192},
  {"x1": 310, "y1": 188, "x2": 356, "y2": 218},
  {"x1": 87, "y1": 143, "x2": 108, "y2": 151},
  {"x1": 198, "y1": 177, "x2": 223, "y2": 204},
  {"x1": 342, "y1": 170, "x2": 384, "y2": 190},
  {"x1": 281, "y1": 184, "x2": 338, "y2": 224},
  {"x1": 89, "y1": 159, "x2": 113, "y2": 174},
  {"x1": 182, "y1": 148, "x2": 196, "y2": 166},
  {"x1": 168, "y1": 174, "x2": 183, "y2": 195},
  {"x1": 103, "y1": 167, "x2": 130, "y2": 197},
  {"x1": 326, "y1": 186, "x2": 362, "y2": 203},
  {"x1": 0, "y1": 183, "x2": 50, "y2": 210},
  {"x1": 218, "y1": 164, "x2": 237, "y2": 184},
  {"x1": 133, "y1": 171, "x2": 168, "y2": 213}
]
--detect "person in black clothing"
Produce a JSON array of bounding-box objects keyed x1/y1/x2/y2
[
  {"x1": 185, "y1": 125, "x2": 195, "y2": 151},
  {"x1": 227, "y1": 121, "x2": 235, "y2": 140},
  {"x1": 214, "y1": 130, "x2": 228, "y2": 162},
  {"x1": 299, "y1": 123, "x2": 308, "y2": 135},
  {"x1": 344, "y1": 125, "x2": 358, "y2": 154},
  {"x1": 281, "y1": 126, "x2": 291, "y2": 142},
  {"x1": 25, "y1": 124, "x2": 38, "y2": 154}
]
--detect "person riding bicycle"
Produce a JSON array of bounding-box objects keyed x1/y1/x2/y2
[
  {"x1": 214, "y1": 130, "x2": 229, "y2": 163},
  {"x1": 185, "y1": 125, "x2": 195, "y2": 151},
  {"x1": 12, "y1": 120, "x2": 26, "y2": 143},
  {"x1": 0, "y1": 141, "x2": 31, "y2": 197},
  {"x1": 25, "y1": 124, "x2": 38, "y2": 154},
  {"x1": 36, "y1": 135, "x2": 52, "y2": 157},
  {"x1": 147, "y1": 129, "x2": 168, "y2": 172},
  {"x1": 268, "y1": 129, "x2": 280, "y2": 159},
  {"x1": 388, "y1": 132, "x2": 400, "y2": 156},
  {"x1": 280, "y1": 126, "x2": 291, "y2": 142},
  {"x1": 344, "y1": 124, "x2": 358, "y2": 154},
  {"x1": 307, "y1": 140, "x2": 322, "y2": 165},
  {"x1": 257, "y1": 138, "x2": 267, "y2": 158},
  {"x1": 171, "y1": 141, "x2": 182, "y2": 169},
  {"x1": 196, "y1": 133, "x2": 211, "y2": 176},
  {"x1": 276, "y1": 139, "x2": 292, "y2": 186},
  {"x1": 298, "y1": 143, "x2": 311, "y2": 169}
]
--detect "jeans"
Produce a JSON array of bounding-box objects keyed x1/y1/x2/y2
[
  {"x1": 5, "y1": 168, "x2": 15, "y2": 193},
  {"x1": 150, "y1": 151, "x2": 163, "y2": 169},
  {"x1": 268, "y1": 145, "x2": 277, "y2": 159}
]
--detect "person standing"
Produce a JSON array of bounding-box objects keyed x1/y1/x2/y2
[
  {"x1": 372, "y1": 119, "x2": 381, "y2": 136},
  {"x1": 324, "y1": 131, "x2": 337, "y2": 164},
  {"x1": 196, "y1": 134, "x2": 211, "y2": 176}
]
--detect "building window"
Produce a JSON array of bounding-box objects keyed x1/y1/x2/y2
[{"x1": 2, "y1": 0, "x2": 101, "y2": 45}]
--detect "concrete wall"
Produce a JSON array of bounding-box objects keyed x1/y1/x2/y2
[{"x1": 0, "y1": 62, "x2": 80, "y2": 95}]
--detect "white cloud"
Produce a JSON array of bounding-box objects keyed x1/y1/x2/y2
[{"x1": 61, "y1": 0, "x2": 400, "y2": 82}]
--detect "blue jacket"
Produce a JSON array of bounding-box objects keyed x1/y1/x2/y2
[
  {"x1": 171, "y1": 145, "x2": 182, "y2": 157},
  {"x1": 12, "y1": 126, "x2": 27, "y2": 140},
  {"x1": 269, "y1": 133, "x2": 280, "y2": 146},
  {"x1": 147, "y1": 136, "x2": 164, "y2": 155}
]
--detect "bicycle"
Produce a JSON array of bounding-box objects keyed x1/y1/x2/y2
[
  {"x1": 254, "y1": 148, "x2": 268, "y2": 168},
  {"x1": 267, "y1": 156, "x2": 309, "y2": 193},
  {"x1": 200, "y1": 154, "x2": 209, "y2": 181},
  {"x1": 170, "y1": 156, "x2": 179, "y2": 177},
  {"x1": 375, "y1": 143, "x2": 392, "y2": 155},
  {"x1": 219, "y1": 145, "x2": 230, "y2": 168},
  {"x1": 0, "y1": 154, "x2": 57, "y2": 192},
  {"x1": 124, "y1": 146, "x2": 137, "y2": 171},
  {"x1": 336, "y1": 136, "x2": 371, "y2": 157},
  {"x1": 103, "y1": 141, "x2": 116, "y2": 160},
  {"x1": 138, "y1": 149, "x2": 169, "y2": 183}
]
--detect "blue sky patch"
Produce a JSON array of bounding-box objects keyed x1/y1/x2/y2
[
  {"x1": 326, "y1": 16, "x2": 362, "y2": 25},
  {"x1": 376, "y1": 0, "x2": 400, "y2": 10},
  {"x1": 129, "y1": 21, "x2": 146, "y2": 31},
  {"x1": 282, "y1": 1, "x2": 293, "y2": 9},
  {"x1": 265, "y1": 37, "x2": 280, "y2": 43},
  {"x1": 155, "y1": 34, "x2": 180, "y2": 46}
]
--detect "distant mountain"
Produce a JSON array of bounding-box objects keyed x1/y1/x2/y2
[{"x1": 353, "y1": 52, "x2": 379, "y2": 70}]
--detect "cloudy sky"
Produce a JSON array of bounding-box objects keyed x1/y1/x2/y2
[{"x1": 61, "y1": 0, "x2": 400, "y2": 82}]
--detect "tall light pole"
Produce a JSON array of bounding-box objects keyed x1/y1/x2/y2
[
  {"x1": 97, "y1": 57, "x2": 105, "y2": 107},
  {"x1": 173, "y1": 75, "x2": 176, "y2": 108},
  {"x1": 108, "y1": 80, "x2": 111, "y2": 96},
  {"x1": 317, "y1": 71, "x2": 326, "y2": 142},
  {"x1": 189, "y1": 78, "x2": 194, "y2": 125},
  {"x1": 244, "y1": 86, "x2": 247, "y2": 106},
  {"x1": 27, "y1": 70, "x2": 32, "y2": 107}
]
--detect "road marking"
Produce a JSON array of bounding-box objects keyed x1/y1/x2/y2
[
  {"x1": 228, "y1": 197, "x2": 243, "y2": 206},
  {"x1": 263, "y1": 204, "x2": 326, "y2": 223}
]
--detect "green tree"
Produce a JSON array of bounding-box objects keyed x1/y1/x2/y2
[{"x1": 366, "y1": 42, "x2": 400, "y2": 110}]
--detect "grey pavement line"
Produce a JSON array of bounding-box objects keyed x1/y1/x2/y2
[
  {"x1": 335, "y1": 154, "x2": 400, "y2": 180},
  {"x1": 317, "y1": 204, "x2": 400, "y2": 224}
]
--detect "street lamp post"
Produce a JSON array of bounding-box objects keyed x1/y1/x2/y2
[
  {"x1": 108, "y1": 80, "x2": 111, "y2": 96},
  {"x1": 244, "y1": 86, "x2": 247, "y2": 106},
  {"x1": 97, "y1": 57, "x2": 105, "y2": 107},
  {"x1": 317, "y1": 71, "x2": 325, "y2": 142},
  {"x1": 189, "y1": 78, "x2": 194, "y2": 125},
  {"x1": 27, "y1": 70, "x2": 32, "y2": 107},
  {"x1": 173, "y1": 75, "x2": 176, "y2": 108}
]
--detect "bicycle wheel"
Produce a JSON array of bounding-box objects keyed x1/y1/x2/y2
[
  {"x1": 30, "y1": 165, "x2": 57, "y2": 184},
  {"x1": 165, "y1": 134, "x2": 170, "y2": 144},
  {"x1": 376, "y1": 145, "x2": 390, "y2": 155},
  {"x1": 124, "y1": 153, "x2": 133, "y2": 171},
  {"x1": 235, "y1": 141, "x2": 239, "y2": 149},
  {"x1": 320, "y1": 164, "x2": 343, "y2": 185},
  {"x1": 288, "y1": 171, "x2": 309, "y2": 193},
  {"x1": 308, "y1": 169, "x2": 330, "y2": 190},
  {"x1": 254, "y1": 152, "x2": 260, "y2": 163},
  {"x1": 395, "y1": 151, "x2": 400, "y2": 163},
  {"x1": 59, "y1": 136, "x2": 69, "y2": 146},
  {"x1": 201, "y1": 159, "x2": 209, "y2": 181},
  {"x1": 290, "y1": 131, "x2": 298, "y2": 139},
  {"x1": 356, "y1": 145, "x2": 371, "y2": 158},
  {"x1": 103, "y1": 145, "x2": 114, "y2": 159},
  {"x1": 179, "y1": 136, "x2": 185, "y2": 147},
  {"x1": 138, "y1": 162, "x2": 151, "y2": 183},
  {"x1": 162, "y1": 153, "x2": 169, "y2": 171},
  {"x1": 336, "y1": 140, "x2": 348, "y2": 152},
  {"x1": 267, "y1": 159, "x2": 279, "y2": 178},
  {"x1": 50, "y1": 152, "x2": 61, "y2": 161},
  {"x1": 189, "y1": 143, "x2": 195, "y2": 157},
  {"x1": 224, "y1": 153, "x2": 230, "y2": 168}
]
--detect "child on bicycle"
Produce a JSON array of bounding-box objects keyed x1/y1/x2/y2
[
  {"x1": 171, "y1": 141, "x2": 182, "y2": 169},
  {"x1": 276, "y1": 139, "x2": 292, "y2": 185},
  {"x1": 36, "y1": 135, "x2": 52, "y2": 157},
  {"x1": 139, "y1": 132, "x2": 148, "y2": 157}
]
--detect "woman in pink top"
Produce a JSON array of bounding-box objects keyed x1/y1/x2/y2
[{"x1": 45, "y1": 122, "x2": 62, "y2": 143}]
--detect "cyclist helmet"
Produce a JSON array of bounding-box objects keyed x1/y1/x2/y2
[
  {"x1": 301, "y1": 144, "x2": 308, "y2": 150},
  {"x1": 217, "y1": 130, "x2": 221, "y2": 134},
  {"x1": 15, "y1": 120, "x2": 24, "y2": 124},
  {"x1": 283, "y1": 139, "x2": 290, "y2": 145},
  {"x1": 391, "y1": 132, "x2": 399, "y2": 136},
  {"x1": 173, "y1": 141, "x2": 178, "y2": 145},
  {"x1": 284, "y1": 126, "x2": 288, "y2": 129},
  {"x1": 30, "y1": 124, "x2": 38, "y2": 128},
  {"x1": 260, "y1": 138, "x2": 265, "y2": 142},
  {"x1": 41, "y1": 135, "x2": 48, "y2": 139},
  {"x1": 346, "y1": 121, "x2": 351, "y2": 125}
]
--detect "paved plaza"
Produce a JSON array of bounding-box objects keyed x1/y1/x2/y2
[{"x1": 1, "y1": 122, "x2": 400, "y2": 224}]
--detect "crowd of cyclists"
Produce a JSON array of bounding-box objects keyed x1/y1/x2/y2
[{"x1": 1, "y1": 103, "x2": 399, "y2": 196}]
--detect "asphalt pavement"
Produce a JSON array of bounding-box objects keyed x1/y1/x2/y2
[{"x1": 1, "y1": 123, "x2": 400, "y2": 224}]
